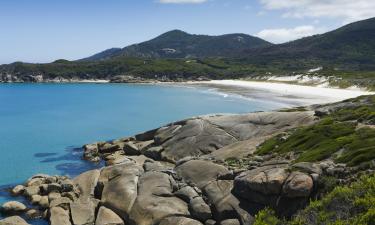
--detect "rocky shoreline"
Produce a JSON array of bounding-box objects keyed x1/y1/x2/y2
[
  {"x1": 1, "y1": 96, "x2": 374, "y2": 225},
  {"x1": 0, "y1": 74, "x2": 210, "y2": 84}
]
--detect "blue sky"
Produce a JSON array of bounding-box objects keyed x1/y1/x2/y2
[{"x1": 0, "y1": 0, "x2": 374, "y2": 64}]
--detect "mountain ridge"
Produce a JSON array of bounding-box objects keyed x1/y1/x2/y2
[
  {"x1": 242, "y1": 17, "x2": 375, "y2": 70},
  {"x1": 80, "y1": 29, "x2": 273, "y2": 61}
]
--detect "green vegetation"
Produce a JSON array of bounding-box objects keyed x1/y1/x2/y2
[
  {"x1": 253, "y1": 208, "x2": 280, "y2": 225},
  {"x1": 244, "y1": 17, "x2": 375, "y2": 71},
  {"x1": 292, "y1": 174, "x2": 375, "y2": 225},
  {"x1": 253, "y1": 175, "x2": 375, "y2": 225},
  {"x1": 3, "y1": 57, "x2": 375, "y2": 90},
  {"x1": 256, "y1": 96, "x2": 375, "y2": 166},
  {"x1": 224, "y1": 157, "x2": 254, "y2": 168},
  {"x1": 329, "y1": 96, "x2": 375, "y2": 123},
  {"x1": 335, "y1": 127, "x2": 375, "y2": 166},
  {"x1": 256, "y1": 119, "x2": 357, "y2": 162}
]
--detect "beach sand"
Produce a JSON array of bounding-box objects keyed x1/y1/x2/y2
[{"x1": 190, "y1": 80, "x2": 374, "y2": 106}]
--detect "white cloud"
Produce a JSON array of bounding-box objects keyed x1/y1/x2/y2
[
  {"x1": 158, "y1": 0, "x2": 207, "y2": 4},
  {"x1": 256, "y1": 25, "x2": 326, "y2": 44},
  {"x1": 260, "y1": 0, "x2": 375, "y2": 23}
]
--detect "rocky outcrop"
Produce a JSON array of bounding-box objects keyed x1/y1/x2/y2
[
  {"x1": 233, "y1": 161, "x2": 319, "y2": 216},
  {"x1": 3, "y1": 108, "x2": 366, "y2": 225},
  {"x1": 83, "y1": 111, "x2": 315, "y2": 164}
]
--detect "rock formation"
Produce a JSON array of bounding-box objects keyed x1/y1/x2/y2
[{"x1": 1, "y1": 103, "x2": 372, "y2": 225}]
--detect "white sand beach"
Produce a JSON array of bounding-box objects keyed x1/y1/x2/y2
[{"x1": 194, "y1": 80, "x2": 374, "y2": 106}]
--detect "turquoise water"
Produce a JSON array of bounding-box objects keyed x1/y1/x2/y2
[{"x1": 0, "y1": 83, "x2": 283, "y2": 223}]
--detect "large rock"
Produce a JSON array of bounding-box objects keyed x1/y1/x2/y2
[
  {"x1": 203, "y1": 180, "x2": 253, "y2": 224},
  {"x1": 42, "y1": 183, "x2": 62, "y2": 194},
  {"x1": 142, "y1": 146, "x2": 163, "y2": 161},
  {"x1": 25, "y1": 177, "x2": 45, "y2": 187},
  {"x1": 158, "y1": 217, "x2": 203, "y2": 225},
  {"x1": 99, "y1": 143, "x2": 122, "y2": 154},
  {"x1": 70, "y1": 199, "x2": 96, "y2": 225},
  {"x1": 135, "y1": 140, "x2": 154, "y2": 151},
  {"x1": 189, "y1": 197, "x2": 212, "y2": 222},
  {"x1": 23, "y1": 186, "x2": 40, "y2": 198},
  {"x1": 95, "y1": 206, "x2": 124, "y2": 225},
  {"x1": 0, "y1": 201, "x2": 26, "y2": 214},
  {"x1": 175, "y1": 160, "x2": 230, "y2": 188},
  {"x1": 39, "y1": 196, "x2": 49, "y2": 209},
  {"x1": 234, "y1": 165, "x2": 316, "y2": 217},
  {"x1": 123, "y1": 142, "x2": 140, "y2": 155},
  {"x1": 292, "y1": 162, "x2": 322, "y2": 175},
  {"x1": 101, "y1": 162, "x2": 143, "y2": 219},
  {"x1": 49, "y1": 207, "x2": 72, "y2": 225},
  {"x1": 48, "y1": 192, "x2": 61, "y2": 202},
  {"x1": 129, "y1": 171, "x2": 189, "y2": 225},
  {"x1": 11, "y1": 185, "x2": 25, "y2": 196},
  {"x1": 158, "y1": 119, "x2": 237, "y2": 162},
  {"x1": 282, "y1": 172, "x2": 314, "y2": 198},
  {"x1": 174, "y1": 186, "x2": 199, "y2": 202},
  {"x1": 70, "y1": 199, "x2": 97, "y2": 225},
  {"x1": 0, "y1": 216, "x2": 30, "y2": 225},
  {"x1": 234, "y1": 165, "x2": 289, "y2": 198},
  {"x1": 127, "y1": 155, "x2": 153, "y2": 167},
  {"x1": 49, "y1": 197, "x2": 72, "y2": 210},
  {"x1": 74, "y1": 169, "x2": 100, "y2": 199},
  {"x1": 220, "y1": 219, "x2": 241, "y2": 225},
  {"x1": 206, "y1": 137, "x2": 269, "y2": 161},
  {"x1": 30, "y1": 195, "x2": 42, "y2": 205},
  {"x1": 83, "y1": 143, "x2": 100, "y2": 162},
  {"x1": 153, "y1": 112, "x2": 315, "y2": 162}
]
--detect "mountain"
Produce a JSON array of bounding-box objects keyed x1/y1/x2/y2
[
  {"x1": 82, "y1": 48, "x2": 122, "y2": 61},
  {"x1": 242, "y1": 17, "x2": 375, "y2": 70},
  {"x1": 81, "y1": 30, "x2": 272, "y2": 61}
]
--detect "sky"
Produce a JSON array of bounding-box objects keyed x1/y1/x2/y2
[{"x1": 0, "y1": 0, "x2": 374, "y2": 64}]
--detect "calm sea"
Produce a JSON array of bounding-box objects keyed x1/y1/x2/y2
[{"x1": 0, "y1": 83, "x2": 285, "y2": 223}]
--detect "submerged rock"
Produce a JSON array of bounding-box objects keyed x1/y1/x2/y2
[
  {"x1": 0, "y1": 216, "x2": 30, "y2": 225},
  {"x1": 0, "y1": 201, "x2": 27, "y2": 215},
  {"x1": 11, "y1": 185, "x2": 25, "y2": 196}
]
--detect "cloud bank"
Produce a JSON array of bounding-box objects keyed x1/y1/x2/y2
[{"x1": 260, "y1": 0, "x2": 375, "y2": 23}]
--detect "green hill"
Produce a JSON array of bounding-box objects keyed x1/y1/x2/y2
[
  {"x1": 81, "y1": 30, "x2": 272, "y2": 60},
  {"x1": 242, "y1": 17, "x2": 375, "y2": 71}
]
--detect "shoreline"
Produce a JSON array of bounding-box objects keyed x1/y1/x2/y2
[
  {"x1": 1, "y1": 78, "x2": 373, "y2": 106},
  {"x1": 186, "y1": 80, "x2": 375, "y2": 106},
  {"x1": 2, "y1": 78, "x2": 373, "y2": 107}
]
